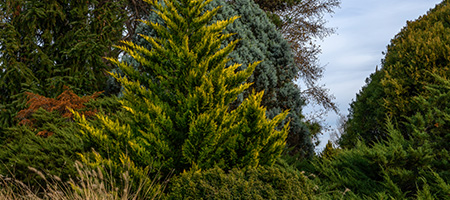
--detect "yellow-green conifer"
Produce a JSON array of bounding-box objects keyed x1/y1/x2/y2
[{"x1": 74, "y1": 0, "x2": 289, "y2": 179}]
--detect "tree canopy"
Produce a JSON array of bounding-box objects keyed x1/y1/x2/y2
[{"x1": 341, "y1": 0, "x2": 450, "y2": 148}]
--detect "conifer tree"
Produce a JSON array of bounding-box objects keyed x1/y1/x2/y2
[
  {"x1": 75, "y1": 0, "x2": 289, "y2": 180},
  {"x1": 0, "y1": 0, "x2": 127, "y2": 129},
  {"x1": 116, "y1": 0, "x2": 314, "y2": 157},
  {"x1": 0, "y1": 0, "x2": 128, "y2": 190},
  {"x1": 310, "y1": 73, "x2": 450, "y2": 198},
  {"x1": 339, "y1": 71, "x2": 386, "y2": 148},
  {"x1": 342, "y1": 0, "x2": 450, "y2": 147}
]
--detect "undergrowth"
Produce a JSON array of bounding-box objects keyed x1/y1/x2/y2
[{"x1": 0, "y1": 161, "x2": 166, "y2": 200}]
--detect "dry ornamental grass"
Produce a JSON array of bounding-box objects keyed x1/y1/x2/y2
[{"x1": 0, "y1": 161, "x2": 166, "y2": 200}]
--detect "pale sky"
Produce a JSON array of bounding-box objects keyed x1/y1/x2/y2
[{"x1": 312, "y1": 0, "x2": 443, "y2": 151}]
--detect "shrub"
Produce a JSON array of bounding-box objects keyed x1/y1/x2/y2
[
  {"x1": 0, "y1": 122, "x2": 83, "y2": 192},
  {"x1": 166, "y1": 163, "x2": 318, "y2": 200},
  {"x1": 0, "y1": 88, "x2": 120, "y2": 192}
]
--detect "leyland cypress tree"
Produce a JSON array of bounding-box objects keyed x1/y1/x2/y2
[
  {"x1": 0, "y1": 0, "x2": 127, "y2": 129},
  {"x1": 339, "y1": 70, "x2": 386, "y2": 148},
  {"x1": 311, "y1": 72, "x2": 450, "y2": 199},
  {"x1": 118, "y1": 0, "x2": 314, "y2": 157},
  {"x1": 342, "y1": 0, "x2": 450, "y2": 148},
  {"x1": 75, "y1": 0, "x2": 289, "y2": 179}
]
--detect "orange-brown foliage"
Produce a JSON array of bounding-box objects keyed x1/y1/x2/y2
[
  {"x1": 36, "y1": 130, "x2": 54, "y2": 137},
  {"x1": 16, "y1": 86, "x2": 102, "y2": 135}
]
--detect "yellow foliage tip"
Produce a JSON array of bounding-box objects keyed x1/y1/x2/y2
[
  {"x1": 77, "y1": 153, "x2": 88, "y2": 164},
  {"x1": 143, "y1": 0, "x2": 158, "y2": 7},
  {"x1": 93, "y1": 150, "x2": 103, "y2": 164},
  {"x1": 122, "y1": 106, "x2": 135, "y2": 115},
  {"x1": 209, "y1": 17, "x2": 239, "y2": 32}
]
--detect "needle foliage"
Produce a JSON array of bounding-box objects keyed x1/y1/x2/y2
[{"x1": 74, "y1": 0, "x2": 289, "y2": 182}]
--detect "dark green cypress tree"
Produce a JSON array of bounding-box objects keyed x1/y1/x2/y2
[
  {"x1": 117, "y1": 0, "x2": 314, "y2": 157},
  {"x1": 0, "y1": 0, "x2": 127, "y2": 129},
  {"x1": 339, "y1": 71, "x2": 386, "y2": 148},
  {"x1": 341, "y1": 0, "x2": 450, "y2": 148},
  {"x1": 0, "y1": 0, "x2": 129, "y2": 191},
  {"x1": 310, "y1": 72, "x2": 450, "y2": 199}
]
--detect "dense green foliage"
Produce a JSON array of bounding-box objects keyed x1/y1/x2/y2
[
  {"x1": 310, "y1": 74, "x2": 450, "y2": 198},
  {"x1": 314, "y1": 1, "x2": 450, "y2": 199},
  {"x1": 74, "y1": 0, "x2": 289, "y2": 188},
  {"x1": 0, "y1": 0, "x2": 127, "y2": 129},
  {"x1": 339, "y1": 71, "x2": 386, "y2": 148},
  {"x1": 342, "y1": 0, "x2": 450, "y2": 147},
  {"x1": 0, "y1": 0, "x2": 132, "y2": 192},
  {"x1": 119, "y1": 0, "x2": 314, "y2": 157},
  {"x1": 0, "y1": 118, "x2": 83, "y2": 191},
  {"x1": 166, "y1": 164, "x2": 316, "y2": 200},
  {"x1": 0, "y1": 90, "x2": 120, "y2": 192}
]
